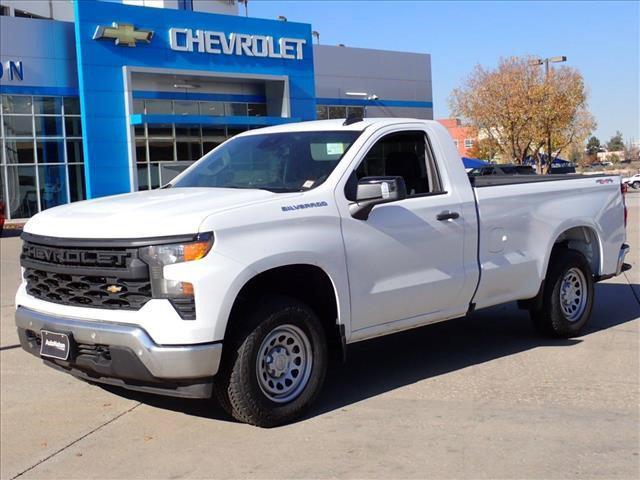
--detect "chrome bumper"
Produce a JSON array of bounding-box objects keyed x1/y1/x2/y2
[{"x1": 15, "y1": 306, "x2": 222, "y2": 380}]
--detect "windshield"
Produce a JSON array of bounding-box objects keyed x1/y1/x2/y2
[{"x1": 172, "y1": 130, "x2": 360, "y2": 192}]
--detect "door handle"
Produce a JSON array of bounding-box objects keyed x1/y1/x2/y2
[{"x1": 436, "y1": 210, "x2": 460, "y2": 221}]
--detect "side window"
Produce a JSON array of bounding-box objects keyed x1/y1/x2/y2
[{"x1": 355, "y1": 131, "x2": 443, "y2": 196}]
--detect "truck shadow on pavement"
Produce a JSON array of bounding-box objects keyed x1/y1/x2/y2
[{"x1": 103, "y1": 281, "x2": 639, "y2": 424}]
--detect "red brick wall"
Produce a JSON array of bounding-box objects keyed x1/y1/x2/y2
[{"x1": 436, "y1": 119, "x2": 478, "y2": 157}]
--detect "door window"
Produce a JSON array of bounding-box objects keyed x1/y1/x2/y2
[{"x1": 355, "y1": 131, "x2": 442, "y2": 196}]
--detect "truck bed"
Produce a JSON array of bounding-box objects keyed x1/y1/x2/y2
[{"x1": 470, "y1": 172, "x2": 624, "y2": 310}]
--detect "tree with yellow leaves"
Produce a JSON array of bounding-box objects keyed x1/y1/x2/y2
[{"x1": 450, "y1": 56, "x2": 595, "y2": 173}]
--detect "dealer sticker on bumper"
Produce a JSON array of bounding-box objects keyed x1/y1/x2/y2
[{"x1": 40, "y1": 330, "x2": 71, "y2": 361}]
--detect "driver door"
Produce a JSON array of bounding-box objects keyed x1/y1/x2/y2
[{"x1": 340, "y1": 128, "x2": 469, "y2": 336}]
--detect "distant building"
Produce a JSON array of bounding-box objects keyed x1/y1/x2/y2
[
  {"x1": 436, "y1": 118, "x2": 478, "y2": 157},
  {"x1": 597, "y1": 151, "x2": 625, "y2": 163}
]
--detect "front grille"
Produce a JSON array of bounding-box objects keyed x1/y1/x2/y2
[
  {"x1": 21, "y1": 237, "x2": 152, "y2": 311},
  {"x1": 24, "y1": 268, "x2": 152, "y2": 310}
]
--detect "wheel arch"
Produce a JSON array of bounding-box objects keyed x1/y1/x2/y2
[
  {"x1": 223, "y1": 263, "x2": 347, "y2": 363},
  {"x1": 548, "y1": 224, "x2": 602, "y2": 276},
  {"x1": 521, "y1": 224, "x2": 601, "y2": 312}
]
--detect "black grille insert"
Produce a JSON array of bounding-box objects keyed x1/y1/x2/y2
[
  {"x1": 20, "y1": 234, "x2": 200, "y2": 318},
  {"x1": 21, "y1": 238, "x2": 152, "y2": 311},
  {"x1": 24, "y1": 269, "x2": 152, "y2": 310}
]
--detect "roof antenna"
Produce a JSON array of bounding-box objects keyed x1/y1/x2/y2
[{"x1": 343, "y1": 115, "x2": 363, "y2": 126}]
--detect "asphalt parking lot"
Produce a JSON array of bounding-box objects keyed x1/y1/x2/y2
[{"x1": 1, "y1": 194, "x2": 638, "y2": 479}]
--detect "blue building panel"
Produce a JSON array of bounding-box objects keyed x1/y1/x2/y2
[
  {"x1": 1, "y1": 3, "x2": 433, "y2": 220},
  {"x1": 73, "y1": 0, "x2": 315, "y2": 198}
]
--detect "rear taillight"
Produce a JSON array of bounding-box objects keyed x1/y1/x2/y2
[{"x1": 621, "y1": 182, "x2": 628, "y2": 227}]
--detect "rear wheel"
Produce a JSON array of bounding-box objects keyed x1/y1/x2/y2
[
  {"x1": 530, "y1": 249, "x2": 594, "y2": 338},
  {"x1": 214, "y1": 296, "x2": 327, "y2": 427}
]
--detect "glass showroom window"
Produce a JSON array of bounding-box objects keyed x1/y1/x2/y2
[
  {"x1": 133, "y1": 98, "x2": 266, "y2": 189},
  {"x1": 136, "y1": 123, "x2": 246, "y2": 190},
  {"x1": 316, "y1": 105, "x2": 365, "y2": 120},
  {"x1": 1, "y1": 95, "x2": 85, "y2": 220}
]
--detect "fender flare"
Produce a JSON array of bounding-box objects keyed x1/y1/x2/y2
[
  {"x1": 540, "y1": 219, "x2": 603, "y2": 281},
  {"x1": 212, "y1": 253, "x2": 350, "y2": 343}
]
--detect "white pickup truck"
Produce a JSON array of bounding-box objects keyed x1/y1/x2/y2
[{"x1": 16, "y1": 118, "x2": 630, "y2": 427}]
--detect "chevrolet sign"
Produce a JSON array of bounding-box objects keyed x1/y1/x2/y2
[
  {"x1": 93, "y1": 23, "x2": 154, "y2": 47},
  {"x1": 169, "y1": 28, "x2": 306, "y2": 60}
]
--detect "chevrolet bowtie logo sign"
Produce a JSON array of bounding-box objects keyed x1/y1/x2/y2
[{"x1": 93, "y1": 23, "x2": 153, "y2": 47}]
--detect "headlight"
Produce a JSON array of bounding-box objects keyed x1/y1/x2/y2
[{"x1": 139, "y1": 232, "x2": 213, "y2": 298}]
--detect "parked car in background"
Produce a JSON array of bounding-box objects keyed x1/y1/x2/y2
[
  {"x1": 549, "y1": 165, "x2": 577, "y2": 174},
  {"x1": 468, "y1": 164, "x2": 537, "y2": 176},
  {"x1": 623, "y1": 173, "x2": 640, "y2": 189},
  {"x1": 589, "y1": 162, "x2": 613, "y2": 169}
]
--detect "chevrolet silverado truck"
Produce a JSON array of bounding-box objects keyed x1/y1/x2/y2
[{"x1": 16, "y1": 118, "x2": 630, "y2": 427}]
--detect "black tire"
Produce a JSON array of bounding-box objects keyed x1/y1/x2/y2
[
  {"x1": 632, "y1": 181, "x2": 640, "y2": 190},
  {"x1": 214, "y1": 296, "x2": 327, "y2": 427},
  {"x1": 530, "y1": 249, "x2": 594, "y2": 338}
]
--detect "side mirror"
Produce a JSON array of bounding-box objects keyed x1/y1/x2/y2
[{"x1": 349, "y1": 176, "x2": 407, "y2": 220}]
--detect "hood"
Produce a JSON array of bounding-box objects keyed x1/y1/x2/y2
[{"x1": 24, "y1": 187, "x2": 280, "y2": 239}]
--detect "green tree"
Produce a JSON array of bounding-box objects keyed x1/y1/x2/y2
[
  {"x1": 586, "y1": 136, "x2": 601, "y2": 155},
  {"x1": 607, "y1": 131, "x2": 624, "y2": 151}
]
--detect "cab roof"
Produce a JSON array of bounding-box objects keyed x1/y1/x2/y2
[{"x1": 240, "y1": 118, "x2": 437, "y2": 135}]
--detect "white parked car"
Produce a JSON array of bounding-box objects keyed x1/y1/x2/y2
[
  {"x1": 623, "y1": 173, "x2": 640, "y2": 189},
  {"x1": 16, "y1": 119, "x2": 630, "y2": 426}
]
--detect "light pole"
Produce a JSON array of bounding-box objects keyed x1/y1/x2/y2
[
  {"x1": 530, "y1": 56, "x2": 567, "y2": 173},
  {"x1": 312, "y1": 31, "x2": 320, "y2": 45},
  {"x1": 345, "y1": 92, "x2": 378, "y2": 118},
  {"x1": 530, "y1": 55, "x2": 567, "y2": 77},
  {"x1": 238, "y1": 0, "x2": 248, "y2": 17}
]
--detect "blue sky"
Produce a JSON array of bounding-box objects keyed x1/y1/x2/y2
[{"x1": 249, "y1": 0, "x2": 639, "y2": 145}]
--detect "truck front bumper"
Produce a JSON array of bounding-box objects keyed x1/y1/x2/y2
[{"x1": 15, "y1": 306, "x2": 222, "y2": 399}]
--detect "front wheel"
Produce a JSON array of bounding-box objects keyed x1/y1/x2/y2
[
  {"x1": 214, "y1": 296, "x2": 327, "y2": 427},
  {"x1": 632, "y1": 181, "x2": 640, "y2": 189},
  {"x1": 530, "y1": 249, "x2": 594, "y2": 338}
]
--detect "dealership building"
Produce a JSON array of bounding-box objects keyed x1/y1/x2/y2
[{"x1": 0, "y1": 0, "x2": 433, "y2": 220}]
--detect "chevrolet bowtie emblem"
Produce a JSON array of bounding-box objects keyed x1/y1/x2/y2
[
  {"x1": 106, "y1": 285, "x2": 123, "y2": 294},
  {"x1": 93, "y1": 23, "x2": 153, "y2": 47}
]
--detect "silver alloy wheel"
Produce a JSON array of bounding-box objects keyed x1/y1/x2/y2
[
  {"x1": 256, "y1": 324, "x2": 313, "y2": 403},
  {"x1": 559, "y1": 267, "x2": 588, "y2": 322}
]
